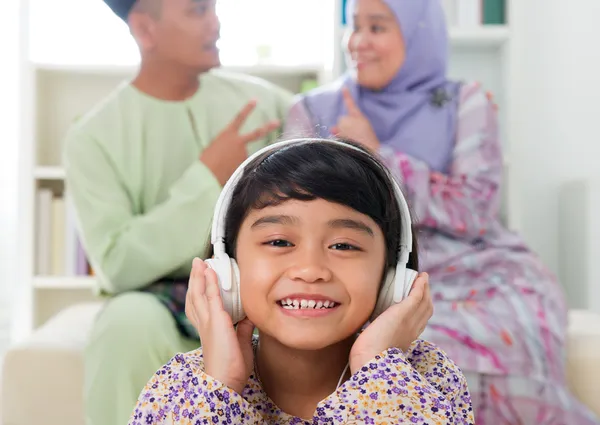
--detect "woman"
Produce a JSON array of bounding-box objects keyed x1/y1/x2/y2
[
  {"x1": 128, "y1": 138, "x2": 473, "y2": 424},
  {"x1": 284, "y1": 0, "x2": 600, "y2": 424}
]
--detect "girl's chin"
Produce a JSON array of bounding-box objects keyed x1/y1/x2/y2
[{"x1": 256, "y1": 327, "x2": 359, "y2": 352}]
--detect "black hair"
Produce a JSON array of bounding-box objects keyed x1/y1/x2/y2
[{"x1": 206, "y1": 138, "x2": 418, "y2": 275}]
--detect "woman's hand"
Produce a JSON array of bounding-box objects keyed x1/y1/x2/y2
[
  {"x1": 331, "y1": 87, "x2": 381, "y2": 152},
  {"x1": 349, "y1": 273, "x2": 433, "y2": 373},
  {"x1": 185, "y1": 258, "x2": 255, "y2": 395}
]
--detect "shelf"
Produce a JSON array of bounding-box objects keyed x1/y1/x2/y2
[
  {"x1": 449, "y1": 26, "x2": 510, "y2": 47},
  {"x1": 33, "y1": 276, "x2": 95, "y2": 289},
  {"x1": 32, "y1": 62, "x2": 324, "y2": 76},
  {"x1": 34, "y1": 166, "x2": 65, "y2": 180}
]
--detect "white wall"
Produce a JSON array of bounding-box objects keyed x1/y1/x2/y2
[
  {"x1": 0, "y1": 1, "x2": 23, "y2": 353},
  {"x1": 508, "y1": 0, "x2": 600, "y2": 298},
  {"x1": 2, "y1": 0, "x2": 599, "y2": 338}
]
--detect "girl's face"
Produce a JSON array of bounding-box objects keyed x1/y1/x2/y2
[
  {"x1": 236, "y1": 198, "x2": 387, "y2": 350},
  {"x1": 346, "y1": 0, "x2": 405, "y2": 90}
]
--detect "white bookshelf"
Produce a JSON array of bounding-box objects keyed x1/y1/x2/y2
[
  {"x1": 13, "y1": 0, "x2": 514, "y2": 342},
  {"x1": 33, "y1": 276, "x2": 95, "y2": 290}
]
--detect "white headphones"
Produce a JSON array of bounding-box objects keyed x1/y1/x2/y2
[{"x1": 205, "y1": 138, "x2": 418, "y2": 324}]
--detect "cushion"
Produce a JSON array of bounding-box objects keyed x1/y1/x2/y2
[{"x1": 1, "y1": 302, "x2": 104, "y2": 425}]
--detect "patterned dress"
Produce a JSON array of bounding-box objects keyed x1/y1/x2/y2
[
  {"x1": 128, "y1": 339, "x2": 474, "y2": 424},
  {"x1": 284, "y1": 81, "x2": 600, "y2": 424}
]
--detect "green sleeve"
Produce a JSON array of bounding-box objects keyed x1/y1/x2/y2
[{"x1": 63, "y1": 129, "x2": 221, "y2": 294}]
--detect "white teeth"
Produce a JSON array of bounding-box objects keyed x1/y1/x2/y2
[{"x1": 279, "y1": 299, "x2": 337, "y2": 309}]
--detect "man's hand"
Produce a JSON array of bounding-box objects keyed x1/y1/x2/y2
[{"x1": 200, "y1": 100, "x2": 280, "y2": 185}]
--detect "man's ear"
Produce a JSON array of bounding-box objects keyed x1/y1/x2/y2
[{"x1": 128, "y1": 11, "x2": 158, "y2": 52}]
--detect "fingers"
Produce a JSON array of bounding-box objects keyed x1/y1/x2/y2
[
  {"x1": 229, "y1": 100, "x2": 258, "y2": 131},
  {"x1": 186, "y1": 258, "x2": 208, "y2": 328},
  {"x1": 204, "y1": 266, "x2": 226, "y2": 317},
  {"x1": 239, "y1": 120, "x2": 280, "y2": 144},
  {"x1": 406, "y1": 273, "x2": 427, "y2": 305},
  {"x1": 342, "y1": 87, "x2": 361, "y2": 116},
  {"x1": 236, "y1": 318, "x2": 255, "y2": 345},
  {"x1": 414, "y1": 274, "x2": 433, "y2": 334},
  {"x1": 331, "y1": 118, "x2": 351, "y2": 139}
]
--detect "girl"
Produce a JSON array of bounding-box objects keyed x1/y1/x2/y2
[
  {"x1": 285, "y1": 0, "x2": 600, "y2": 423},
  {"x1": 128, "y1": 138, "x2": 475, "y2": 424}
]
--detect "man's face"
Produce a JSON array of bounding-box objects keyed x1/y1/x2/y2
[{"x1": 149, "y1": 0, "x2": 221, "y2": 72}]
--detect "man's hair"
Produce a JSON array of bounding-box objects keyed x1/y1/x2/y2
[{"x1": 131, "y1": 0, "x2": 162, "y2": 19}]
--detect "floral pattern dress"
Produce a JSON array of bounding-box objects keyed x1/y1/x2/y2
[
  {"x1": 128, "y1": 339, "x2": 474, "y2": 424},
  {"x1": 284, "y1": 81, "x2": 600, "y2": 424}
]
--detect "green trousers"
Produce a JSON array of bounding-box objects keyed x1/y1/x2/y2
[{"x1": 84, "y1": 292, "x2": 199, "y2": 425}]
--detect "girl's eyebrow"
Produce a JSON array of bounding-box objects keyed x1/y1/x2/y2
[
  {"x1": 328, "y1": 218, "x2": 374, "y2": 237},
  {"x1": 251, "y1": 215, "x2": 374, "y2": 237},
  {"x1": 251, "y1": 215, "x2": 299, "y2": 228}
]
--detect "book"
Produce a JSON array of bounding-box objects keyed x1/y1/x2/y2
[
  {"x1": 35, "y1": 189, "x2": 92, "y2": 277},
  {"x1": 483, "y1": 0, "x2": 505, "y2": 24}
]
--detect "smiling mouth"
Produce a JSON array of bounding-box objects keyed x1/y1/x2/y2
[{"x1": 277, "y1": 299, "x2": 338, "y2": 310}]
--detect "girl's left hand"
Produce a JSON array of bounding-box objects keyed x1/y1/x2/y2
[
  {"x1": 349, "y1": 273, "x2": 433, "y2": 373},
  {"x1": 331, "y1": 87, "x2": 381, "y2": 152}
]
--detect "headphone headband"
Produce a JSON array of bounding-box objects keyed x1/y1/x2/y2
[{"x1": 210, "y1": 138, "x2": 412, "y2": 261}]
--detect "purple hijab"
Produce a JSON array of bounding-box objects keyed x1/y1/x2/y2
[{"x1": 303, "y1": 0, "x2": 461, "y2": 173}]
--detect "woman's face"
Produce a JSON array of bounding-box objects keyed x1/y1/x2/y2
[
  {"x1": 235, "y1": 198, "x2": 387, "y2": 351},
  {"x1": 346, "y1": 0, "x2": 405, "y2": 90}
]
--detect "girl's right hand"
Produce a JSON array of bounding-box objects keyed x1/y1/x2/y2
[{"x1": 185, "y1": 258, "x2": 255, "y2": 395}]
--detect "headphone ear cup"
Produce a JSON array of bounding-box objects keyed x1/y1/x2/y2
[
  {"x1": 370, "y1": 267, "x2": 419, "y2": 321},
  {"x1": 371, "y1": 268, "x2": 396, "y2": 321},
  {"x1": 229, "y1": 259, "x2": 246, "y2": 325},
  {"x1": 205, "y1": 257, "x2": 246, "y2": 324},
  {"x1": 403, "y1": 269, "x2": 418, "y2": 300}
]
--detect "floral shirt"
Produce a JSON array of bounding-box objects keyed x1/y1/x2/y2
[{"x1": 128, "y1": 339, "x2": 474, "y2": 424}]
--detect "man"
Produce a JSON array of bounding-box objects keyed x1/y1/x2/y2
[{"x1": 62, "y1": 0, "x2": 293, "y2": 423}]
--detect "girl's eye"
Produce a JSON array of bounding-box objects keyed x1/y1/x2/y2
[
  {"x1": 265, "y1": 239, "x2": 293, "y2": 248},
  {"x1": 330, "y1": 243, "x2": 360, "y2": 251}
]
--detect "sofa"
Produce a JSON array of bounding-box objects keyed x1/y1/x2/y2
[{"x1": 2, "y1": 303, "x2": 600, "y2": 425}]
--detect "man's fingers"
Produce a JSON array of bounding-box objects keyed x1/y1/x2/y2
[
  {"x1": 229, "y1": 100, "x2": 258, "y2": 131},
  {"x1": 342, "y1": 87, "x2": 361, "y2": 116},
  {"x1": 239, "y1": 120, "x2": 280, "y2": 144}
]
